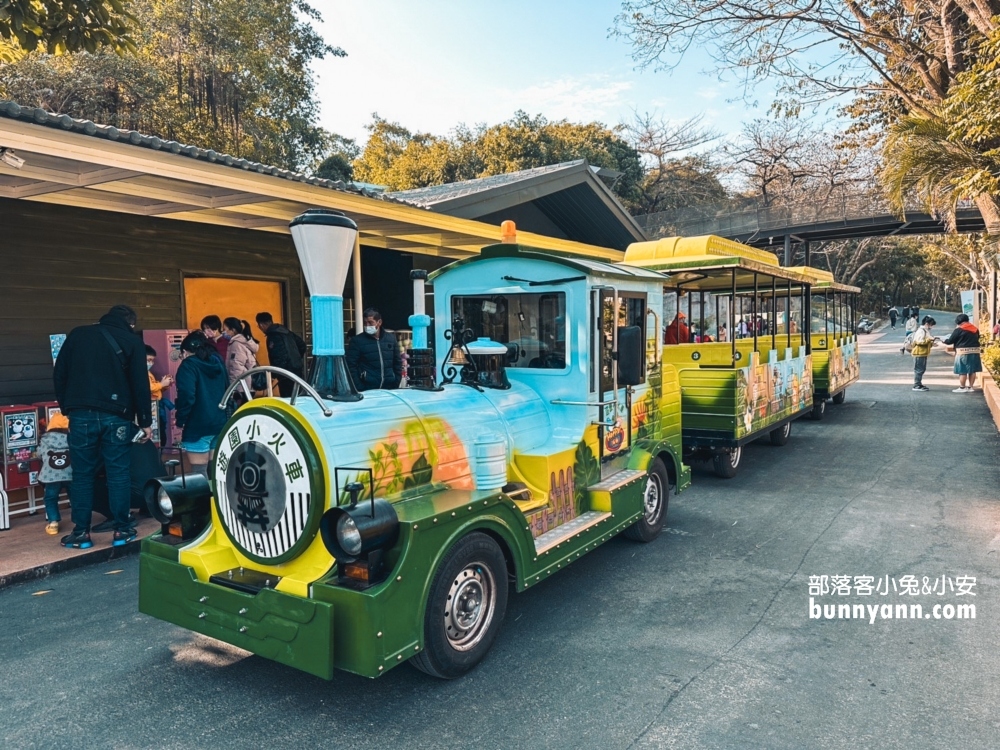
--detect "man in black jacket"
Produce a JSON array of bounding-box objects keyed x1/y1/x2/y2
[
  {"x1": 54, "y1": 304, "x2": 151, "y2": 548},
  {"x1": 255, "y1": 311, "x2": 307, "y2": 397},
  {"x1": 346, "y1": 308, "x2": 402, "y2": 391}
]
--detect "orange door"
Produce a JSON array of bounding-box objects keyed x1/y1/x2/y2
[{"x1": 183, "y1": 277, "x2": 284, "y2": 365}]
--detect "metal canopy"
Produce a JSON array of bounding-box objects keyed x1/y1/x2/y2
[
  {"x1": 0, "y1": 105, "x2": 623, "y2": 262},
  {"x1": 390, "y1": 160, "x2": 646, "y2": 250}
]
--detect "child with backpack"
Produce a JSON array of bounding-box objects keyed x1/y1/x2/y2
[
  {"x1": 38, "y1": 413, "x2": 72, "y2": 535},
  {"x1": 910, "y1": 316, "x2": 938, "y2": 391}
]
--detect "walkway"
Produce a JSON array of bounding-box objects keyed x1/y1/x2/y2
[{"x1": 0, "y1": 325, "x2": 998, "y2": 749}]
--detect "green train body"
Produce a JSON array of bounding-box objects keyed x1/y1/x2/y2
[{"x1": 138, "y1": 222, "x2": 856, "y2": 678}]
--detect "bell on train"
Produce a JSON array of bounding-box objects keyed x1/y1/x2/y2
[
  {"x1": 289, "y1": 209, "x2": 362, "y2": 401},
  {"x1": 463, "y1": 337, "x2": 511, "y2": 390}
]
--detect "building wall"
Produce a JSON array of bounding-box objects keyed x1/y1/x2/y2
[{"x1": 0, "y1": 198, "x2": 306, "y2": 405}]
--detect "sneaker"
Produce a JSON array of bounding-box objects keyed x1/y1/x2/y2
[
  {"x1": 112, "y1": 527, "x2": 138, "y2": 547},
  {"x1": 92, "y1": 514, "x2": 135, "y2": 533},
  {"x1": 953, "y1": 387, "x2": 969, "y2": 393},
  {"x1": 45, "y1": 521, "x2": 60, "y2": 535},
  {"x1": 912, "y1": 385, "x2": 929, "y2": 391},
  {"x1": 61, "y1": 531, "x2": 93, "y2": 549}
]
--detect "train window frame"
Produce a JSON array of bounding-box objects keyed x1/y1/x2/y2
[
  {"x1": 599, "y1": 291, "x2": 648, "y2": 394},
  {"x1": 450, "y1": 291, "x2": 568, "y2": 371}
]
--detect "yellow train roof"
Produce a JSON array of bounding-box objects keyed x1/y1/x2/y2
[
  {"x1": 787, "y1": 266, "x2": 861, "y2": 293},
  {"x1": 623, "y1": 235, "x2": 781, "y2": 268}
]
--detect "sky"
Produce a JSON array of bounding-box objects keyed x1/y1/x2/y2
[{"x1": 309, "y1": 0, "x2": 764, "y2": 148}]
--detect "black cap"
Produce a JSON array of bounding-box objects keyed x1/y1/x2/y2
[{"x1": 289, "y1": 209, "x2": 358, "y2": 231}]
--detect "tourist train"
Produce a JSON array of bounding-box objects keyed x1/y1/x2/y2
[{"x1": 138, "y1": 212, "x2": 859, "y2": 679}]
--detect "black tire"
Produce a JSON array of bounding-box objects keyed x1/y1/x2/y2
[
  {"x1": 769, "y1": 422, "x2": 791, "y2": 446},
  {"x1": 832, "y1": 389, "x2": 846, "y2": 405},
  {"x1": 712, "y1": 446, "x2": 742, "y2": 479},
  {"x1": 623, "y1": 458, "x2": 669, "y2": 542},
  {"x1": 810, "y1": 399, "x2": 826, "y2": 420},
  {"x1": 411, "y1": 532, "x2": 508, "y2": 679}
]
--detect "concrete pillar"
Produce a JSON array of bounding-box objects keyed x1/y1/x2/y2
[{"x1": 783, "y1": 235, "x2": 790, "y2": 266}]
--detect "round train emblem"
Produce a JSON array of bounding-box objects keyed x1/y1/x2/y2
[{"x1": 213, "y1": 412, "x2": 315, "y2": 562}]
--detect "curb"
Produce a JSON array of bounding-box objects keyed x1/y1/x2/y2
[
  {"x1": 982, "y1": 373, "x2": 1000, "y2": 435},
  {"x1": 0, "y1": 537, "x2": 143, "y2": 591}
]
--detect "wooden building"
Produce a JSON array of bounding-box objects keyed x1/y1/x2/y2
[{"x1": 0, "y1": 101, "x2": 638, "y2": 404}]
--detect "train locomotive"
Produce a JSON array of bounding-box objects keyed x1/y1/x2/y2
[{"x1": 138, "y1": 212, "x2": 691, "y2": 680}]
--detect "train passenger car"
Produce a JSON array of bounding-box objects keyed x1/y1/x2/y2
[
  {"x1": 621, "y1": 235, "x2": 815, "y2": 478},
  {"x1": 788, "y1": 266, "x2": 861, "y2": 419},
  {"x1": 138, "y1": 215, "x2": 690, "y2": 681}
]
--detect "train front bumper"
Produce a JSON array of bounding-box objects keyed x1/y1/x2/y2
[{"x1": 139, "y1": 549, "x2": 336, "y2": 680}]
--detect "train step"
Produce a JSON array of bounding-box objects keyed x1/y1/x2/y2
[
  {"x1": 534, "y1": 510, "x2": 611, "y2": 555},
  {"x1": 588, "y1": 468, "x2": 645, "y2": 493}
]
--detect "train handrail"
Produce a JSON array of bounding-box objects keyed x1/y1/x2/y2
[{"x1": 217, "y1": 366, "x2": 333, "y2": 417}]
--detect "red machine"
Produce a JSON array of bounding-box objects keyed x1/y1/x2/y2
[
  {"x1": 2, "y1": 404, "x2": 42, "y2": 494},
  {"x1": 143, "y1": 329, "x2": 188, "y2": 448},
  {"x1": 33, "y1": 401, "x2": 62, "y2": 432}
]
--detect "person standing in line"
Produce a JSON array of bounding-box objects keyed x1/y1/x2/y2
[
  {"x1": 346, "y1": 307, "x2": 402, "y2": 391},
  {"x1": 255, "y1": 312, "x2": 307, "y2": 396},
  {"x1": 888, "y1": 306, "x2": 898, "y2": 329},
  {"x1": 223, "y1": 317, "x2": 260, "y2": 398},
  {"x1": 37, "y1": 413, "x2": 72, "y2": 535},
  {"x1": 942, "y1": 314, "x2": 982, "y2": 392},
  {"x1": 201, "y1": 315, "x2": 229, "y2": 363},
  {"x1": 910, "y1": 316, "x2": 938, "y2": 391},
  {"x1": 174, "y1": 331, "x2": 229, "y2": 475},
  {"x1": 53, "y1": 304, "x2": 151, "y2": 549}
]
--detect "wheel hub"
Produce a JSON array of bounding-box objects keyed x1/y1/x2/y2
[
  {"x1": 643, "y1": 475, "x2": 662, "y2": 523},
  {"x1": 444, "y1": 564, "x2": 496, "y2": 651}
]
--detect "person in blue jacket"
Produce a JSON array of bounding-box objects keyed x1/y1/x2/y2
[{"x1": 175, "y1": 331, "x2": 228, "y2": 475}]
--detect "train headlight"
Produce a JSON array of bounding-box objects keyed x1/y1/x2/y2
[
  {"x1": 320, "y1": 481, "x2": 399, "y2": 588},
  {"x1": 144, "y1": 473, "x2": 212, "y2": 541},
  {"x1": 154, "y1": 487, "x2": 173, "y2": 516},
  {"x1": 335, "y1": 514, "x2": 363, "y2": 557}
]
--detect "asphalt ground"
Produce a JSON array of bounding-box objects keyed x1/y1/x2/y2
[{"x1": 2, "y1": 316, "x2": 998, "y2": 750}]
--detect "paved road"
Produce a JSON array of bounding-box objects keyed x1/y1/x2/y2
[{"x1": 2, "y1": 319, "x2": 998, "y2": 749}]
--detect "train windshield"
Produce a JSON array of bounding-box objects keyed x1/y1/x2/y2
[{"x1": 452, "y1": 293, "x2": 567, "y2": 369}]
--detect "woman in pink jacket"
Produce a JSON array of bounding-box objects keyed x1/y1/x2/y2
[{"x1": 223, "y1": 317, "x2": 260, "y2": 398}]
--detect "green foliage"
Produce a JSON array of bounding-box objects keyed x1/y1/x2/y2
[
  {"x1": 0, "y1": 0, "x2": 344, "y2": 171},
  {"x1": 314, "y1": 135, "x2": 360, "y2": 183},
  {"x1": 352, "y1": 111, "x2": 644, "y2": 207},
  {"x1": 982, "y1": 344, "x2": 1000, "y2": 381},
  {"x1": 572, "y1": 439, "x2": 600, "y2": 511},
  {"x1": 0, "y1": 0, "x2": 134, "y2": 60}
]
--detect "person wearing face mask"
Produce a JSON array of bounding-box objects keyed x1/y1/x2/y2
[{"x1": 346, "y1": 307, "x2": 402, "y2": 391}]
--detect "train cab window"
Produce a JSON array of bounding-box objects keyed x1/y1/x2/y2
[{"x1": 452, "y1": 293, "x2": 567, "y2": 369}]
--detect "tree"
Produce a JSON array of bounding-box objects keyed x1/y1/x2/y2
[
  {"x1": 313, "y1": 135, "x2": 360, "y2": 183},
  {"x1": 352, "y1": 111, "x2": 645, "y2": 208},
  {"x1": 0, "y1": 0, "x2": 344, "y2": 171},
  {"x1": 0, "y1": 0, "x2": 134, "y2": 61},
  {"x1": 623, "y1": 113, "x2": 726, "y2": 214}
]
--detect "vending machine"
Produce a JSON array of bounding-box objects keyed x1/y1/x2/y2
[
  {"x1": 143, "y1": 329, "x2": 188, "y2": 447},
  {"x1": 2, "y1": 404, "x2": 42, "y2": 513},
  {"x1": 33, "y1": 401, "x2": 62, "y2": 432}
]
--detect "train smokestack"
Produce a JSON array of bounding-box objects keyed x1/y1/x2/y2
[{"x1": 289, "y1": 209, "x2": 361, "y2": 401}]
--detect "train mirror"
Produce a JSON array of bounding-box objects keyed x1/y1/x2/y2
[
  {"x1": 144, "y1": 473, "x2": 212, "y2": 541},
  {"x1": 617, "y1": 325, "x2": 645, "y2": 386}
]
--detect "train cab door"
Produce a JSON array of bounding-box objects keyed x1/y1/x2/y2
[{"x1": 593, "y1": 288, "x2": 647, "y2": 478}]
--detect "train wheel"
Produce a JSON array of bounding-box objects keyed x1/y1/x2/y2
[
  {"x1": 810, "y1": 399, "x2": 826, "y2": 420},
  {"x1": 832, "y1": 389, "x2": 846, "y2": 405},
  {"x1": 712, "y1": 446, "x2": 741, "y2": 478},
  {"x1": 769, "y1": 422, "x2": 791, "y2": 446},
  {"x1": 624, "y1": 458, "x2": 669, "y2": 542},
  {"x1": 411, "y1": 532, "x2": 508, "y2": 679}
]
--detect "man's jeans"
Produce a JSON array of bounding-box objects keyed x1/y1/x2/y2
[
  {"x1": 913, "y1": 355, "x2": 928, "y2": 386},
  {"x1": 68, "y1": 410, "x2": 133, "y2": 534}
]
